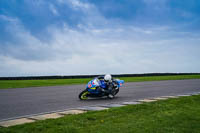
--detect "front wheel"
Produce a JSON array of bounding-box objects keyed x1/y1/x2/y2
[{"x1": 79, "y1": 90, "x2": 89, "y2": 100}]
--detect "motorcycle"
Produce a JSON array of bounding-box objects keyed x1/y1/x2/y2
[{"x1": 79, "y1": 77, "x2": 124, "y2": 100}]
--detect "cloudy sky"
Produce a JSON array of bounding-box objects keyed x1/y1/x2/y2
[{"x1": 0, "y1": 0, "x2": 200, "y2": 76}]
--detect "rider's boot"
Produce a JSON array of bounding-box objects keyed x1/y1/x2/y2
[{"x1": 108, "y1": 94, "x2": 114, "y2": 99}]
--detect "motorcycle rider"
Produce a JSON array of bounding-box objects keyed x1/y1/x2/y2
[{"x1": 97, "y1": 74, "x2": 115, "y2": 98}]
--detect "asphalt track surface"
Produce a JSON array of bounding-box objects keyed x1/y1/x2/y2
[{"x1": 0, "y1": 79, "x2": 200, "y2": 121}]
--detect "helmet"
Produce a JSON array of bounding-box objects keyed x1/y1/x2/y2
[{"x1": 104, "y1": 74, "x2": 112, "y2": 82}]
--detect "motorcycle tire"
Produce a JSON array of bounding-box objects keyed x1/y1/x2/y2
[{"x1": 79, "y1": 90, "x2": 89, "y2": 100}]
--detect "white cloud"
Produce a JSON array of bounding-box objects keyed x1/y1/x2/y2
[
  {"x1": 1, "y1": 18, "x2": 200, "y2": 76},
  {"x1": 0, "y1": 15, "x2": 18, "y2": 22},
  {"x1": 56, "y1": 0, "x2": 91, "y2": 10},
  {"x1": 55, "y1": 0, "x2": 107, "y2": 27},
  {"x1": 69, "y1": 0, "x2": 90, "y2": 10},
  {"x1": 49, "y1": 3, "x2": 59, "y2": 16}
]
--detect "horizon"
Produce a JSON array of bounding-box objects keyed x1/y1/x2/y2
[{"x1": 1, "y1": 73, "x2": 200, "y2": 78}]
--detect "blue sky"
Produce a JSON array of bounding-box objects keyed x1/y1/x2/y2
[{"x1": 0, "y1": 0, "x2": 200, "y2": 76}]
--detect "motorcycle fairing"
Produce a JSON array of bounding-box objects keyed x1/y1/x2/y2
[
  {"x1": 115, "y1": 79, "x2": 124, "y2": 87},
  {"x1": 86, "y1": 79, "x2": 101, "y2": 94}
]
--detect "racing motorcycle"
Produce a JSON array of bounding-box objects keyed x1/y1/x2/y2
[{"x1": 79, "y1": 77, "x2": 124, "y2": 100}]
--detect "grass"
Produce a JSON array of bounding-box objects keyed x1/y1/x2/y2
[
  {"x1": 0, "y1": 78, "x2": 92, "y2": 89},
  {"x1": 119, "y1": 74, "x2": 200, "y2": 82},
  {"x1": 0, "y1": 75, "x2": 200, "y2": 89},
  {"x1": 1, "y1": 95, "x2": 200, "y2": 133}
]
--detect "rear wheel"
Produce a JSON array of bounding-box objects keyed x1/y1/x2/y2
[{"x1": 79, "y1": 90, "x2": 89, "y2": 100}]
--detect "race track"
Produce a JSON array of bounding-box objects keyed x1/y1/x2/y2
[{"x1": 0, "y1": 79, "x2": 200, "y2": 121}]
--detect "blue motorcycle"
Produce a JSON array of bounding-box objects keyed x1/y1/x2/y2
[{"x1": 79, "y1": 77, "x2": 124, "y2": 100}]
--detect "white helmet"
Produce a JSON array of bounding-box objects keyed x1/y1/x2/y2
[{"x1": 104, "y1": 74, "x2": 112, "y2": 82}]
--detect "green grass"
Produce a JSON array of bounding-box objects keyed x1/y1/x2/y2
[
  {"x1": 0, "y1": 75, "x2": 200, "y2": 89},
  {"x1": 119, "y1": 74, "x2": 200, "y2": 82},
  {"x1": 1, "y1": 95, "x2": 200, "y2": 133},
  {"x1": 0, "y1": 78, "x2": 92, "y2": 89}
]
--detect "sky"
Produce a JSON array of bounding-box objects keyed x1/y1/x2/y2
[{"x1": 0, "y1": 0, "x2": 200, "y2": 76}]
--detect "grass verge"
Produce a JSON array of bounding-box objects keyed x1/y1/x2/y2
[
  {"x1": 0, "y1": 95, "x2": 200, "y2": 133},
  {"x1": 0, "y1": 78, "x2": 91, "y2": 89},
  {"x1": 0, "y1": 75, "x2": 200, "y2": 89}
]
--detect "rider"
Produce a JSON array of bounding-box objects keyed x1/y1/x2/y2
[{"x1": 97, "y1": 74, "x2": 115, "y2": 98}]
